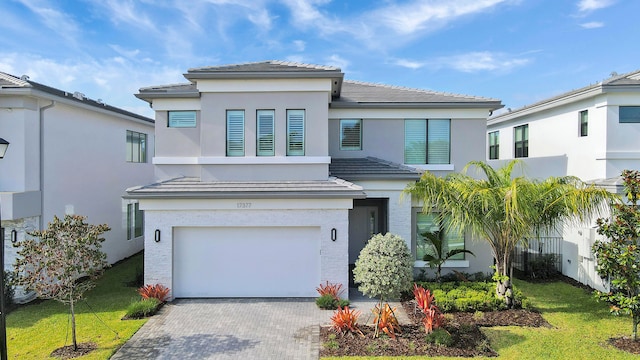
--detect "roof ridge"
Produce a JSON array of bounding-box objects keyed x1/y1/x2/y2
[
  {"x1": 343, "y1": 79, "x2": 497, "y2": 101},
  {"x1": 189, "y1": 60, "x2": 340, "y2": 73}
]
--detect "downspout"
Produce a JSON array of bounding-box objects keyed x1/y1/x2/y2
[{"x1": 39, "y1": 101, "x2": 55, "y2": 230}]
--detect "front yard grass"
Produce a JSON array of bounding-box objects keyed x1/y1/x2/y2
[
  {"x1": 322, "y1": 278, "x2": 637, "y2": 359},
  {"x1": 7, "y1": 252, "x2": 147, "y2": 359}
]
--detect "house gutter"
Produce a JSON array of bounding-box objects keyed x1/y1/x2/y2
[{"x1": 39, "y1": 101, "x2": 55, "y2": 230}]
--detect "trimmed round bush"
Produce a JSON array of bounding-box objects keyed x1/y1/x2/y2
[{"x1": 353, "y1": 233, "x2": 413, "y2": 301}]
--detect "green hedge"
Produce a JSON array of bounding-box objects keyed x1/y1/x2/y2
[{"x1": 414, "y1": 281, "x2": 530, "y2": 312}]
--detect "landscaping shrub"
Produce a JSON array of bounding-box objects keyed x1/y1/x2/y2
[
  {"x1": 125, "y1": 298, "x2": 160, "y2": 319},
  {"x1": 425, "y1": 328, "x2": 453, "y2": 346},
  {"x1": 316, "y1": 281, "x2": 344, "y2": 300},
  {"x1": 316, "y1": 294, "x2": 349, "y2": 310},
  {"x1": 331, "y1": 306, "x2": 363, "y2": 336},
  {"x1": 372, "y1": 303, "x2": 400, "y2": 339},
  {"x1": 4, "y1": 271, "x2": 14, "y2": 312},
  {"x1": 414, "y1": 284, "x2": 444, "y2": 334},
  {"x1": 527, "y1": 254, "x2": 560, "y2": 280},
  {"x1": 353, "y1": 233, "x2": 413, "y2": 301},
  {"x1": 414, "y1": 281, "x2": 528, "y2": 312},
  {"x1": 138, "y1": 284, "x2": 170, "y2": 302}
]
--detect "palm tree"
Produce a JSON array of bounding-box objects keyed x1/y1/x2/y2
[
  {"x1": 405, "y1": 160, "x2": 616, "y2": 308},
  {"x1": 421, "y1": 230, "x2": 475, "y2": 283}
]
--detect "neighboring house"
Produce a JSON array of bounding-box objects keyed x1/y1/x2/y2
[
  {"x1": 127, "y1": 61, "x2": 502, "y2": 299},
  {"x1": 0, "y1": 72, "x2": 155, "y2": 302},
  {"x1": 487, "y1": 70, "x2": 640, "y2": 290}
]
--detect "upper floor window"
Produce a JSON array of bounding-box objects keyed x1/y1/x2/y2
[
  {"x1": 287, "y1": 109, "x2": 305, "y2": 156},
  {"x1": 126, "y1": 130, "x2": 147, "y2": 163},
  {"x1": 619, "y1": 106, "x2": 640, "y2": 123},
  {"x1": 514, "y1": 124, "x2": 528, "y2": 158},
  {"x1": 404, "y1": 119, "x2": 450, "y2": 165},
  {"x1": 226, "y1": 110, "x2": 245, "y2": 156},
  {"x1": 126, "y1": 201, "x2": 143, "y2": 240},
  {"x1": 340, "y1": 119, "x2": 362, "y2": 151},
  {"x1": 257, "y1": 110, "x2": 275, "y2": 156},
  {"x1": 579, "y1": 110, "x2": 588, "y2": 136},
  {"x1": 168, "y1": 111, "x2": 197, "y2": 128},
  {"x1": 488, "y1": 131, "x2": 499, "y2": 160},
  {"x1": 414, "y1": 211, "x2": 466, "y2": 262}
]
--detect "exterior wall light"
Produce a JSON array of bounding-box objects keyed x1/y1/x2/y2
[
  {"x1": 10, "y1": 230, "x2": 16, "y2": 244},
  {"x1": 154, "y1": 229, "x2": 161, "y2": 243},
  {"x1": 0, "y1": 138, "x2": 9, "y2": 159},
  {"x1": 331, "y1": 228, "x2": 337, "y2": 241}
]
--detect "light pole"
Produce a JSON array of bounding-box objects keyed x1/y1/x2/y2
[{"x1": 0, "y1": 137, "x2": 10, "y2": 360}]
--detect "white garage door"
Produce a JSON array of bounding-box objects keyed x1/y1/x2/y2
[{"x1": 173, "y1": 226, "x2": 321, "y2": 297}]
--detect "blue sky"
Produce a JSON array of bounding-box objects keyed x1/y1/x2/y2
[{"x1": 0, "y1": 0, "x2": 636, "y2": 118}]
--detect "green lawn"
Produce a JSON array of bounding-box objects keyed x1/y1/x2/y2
[
  {"x1": 7, "y1": 253, "x2": 147, "y2": 359},
  {"x1": 323, "y1": 279, "x2": 636, "y2": 359}
]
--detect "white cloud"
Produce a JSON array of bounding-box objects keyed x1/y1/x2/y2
[
  {"x1": 93, "y1": 0, "x2": 158, "y2": 32},
  {"x1": 577, "y1": 0, "x2": 615, "y2": 12},
  {"x1": 0, "y1": 52, "x2": 185, "y2": 117},
  {"x1": 430, "y1": 51, "x2": 531, "y2": 73},
  {"x1": 325, "y1": 54, "x2": 349, "y2": 71},
  {"x1": 394, "y1": 59, "x2": 425, "y2": 70},
  {"x1": 14, "y1": 0, "x2": 81, "y2": 45},
  {"x1": 580, "y1": 21, "x2": 604, "y2": 28}
]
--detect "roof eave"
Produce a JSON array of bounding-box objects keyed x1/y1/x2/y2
[
  {"x1": 135, "y1": 91, "x2": 201, "y2": 101},
  {"x1": 124, "y1": 190, "x2": 367, "y2": 200},
  {"x1": 183, "y1": 71, "x2": 344, "y2": 80},
  {"x1": 331, "y1": 101, "x2": 503, "y2": 110},
  {"x1": 334, "y1": 174, "x2": 421, "y2": 181}
]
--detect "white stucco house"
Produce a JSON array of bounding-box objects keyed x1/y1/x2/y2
[
  {"x1": 0, "y1": 72, "x2": 155, "y2": 302},
  {"x1": 127, "y1": 61, "x2": 503, "y2": 299},
  {"x1": 487, "y1": 70, "x2": 640, "y2": 290}
]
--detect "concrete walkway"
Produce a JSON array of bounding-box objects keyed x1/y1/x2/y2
[{"x1": 111, "y1": 292, "x2": 411, "y2": 360}]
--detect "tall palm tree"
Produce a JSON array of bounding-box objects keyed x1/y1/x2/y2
[{"x1": 405, "y1": 160, "x2": 616, "y2": 308}]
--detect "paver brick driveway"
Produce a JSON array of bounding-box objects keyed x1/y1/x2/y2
[{"x1": 111, "y1": 298, "x2": 333, "y2": 360}]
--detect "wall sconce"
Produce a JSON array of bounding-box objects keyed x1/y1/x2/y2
[
  {"x1": 154, "y1": 229, "x2": 161, "y2": 243},
  {"x1": 331, "y1": 228, "x2": 337, "y2": 241},
  {"x1": 10, "y1": 230, "x2": 17, "y2": 243}
]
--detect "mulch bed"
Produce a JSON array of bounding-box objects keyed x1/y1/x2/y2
[
  {"x1": 608, "y1": 337, "x2": 640, "y2": 354},
  {"x1": 319, "y1": 301, "x2": 550, "y2": 357},
  {"x1": 50, "y1": 342, "x2": 97, "y2": 359}
]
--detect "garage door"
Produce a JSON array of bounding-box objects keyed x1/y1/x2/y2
[{"x1": 173, "y1": 226, "x2": 321, "y2": 297}]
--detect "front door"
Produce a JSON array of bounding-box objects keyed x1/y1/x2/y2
[{"x1": 348, "y1": 199, "x2": 388, "y2": 285}]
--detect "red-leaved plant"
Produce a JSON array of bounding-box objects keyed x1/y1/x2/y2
[
  {"x1": 138, "y1": 284, "x2": 170, "y2": 302},
  {"x1": 316, "y1": 281, "x2": 344, "y2": 300},
  {"x1": 372, "y1": 303, "x2": 401, "y2": 339},
  {"x1": 413, "y1": 283, "x2": 445, "y2": 334},
  {"x1": 331, "y1": 306, "x2": 364, "y2": 337}
]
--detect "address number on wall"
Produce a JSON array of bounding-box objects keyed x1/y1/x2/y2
[{"x1": 236, "y1": 202, "x2": 252, "y2": 208}]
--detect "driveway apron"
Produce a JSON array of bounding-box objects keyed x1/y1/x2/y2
[{"x1": 111, "y1": 298, "x2": 332, "y2": 360}]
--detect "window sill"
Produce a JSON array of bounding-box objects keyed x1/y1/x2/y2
[{"x1": 414, "y1": 260, "x2": 470, "y2": 268}]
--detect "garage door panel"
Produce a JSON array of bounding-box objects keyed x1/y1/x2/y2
[{"x1": 173, "y1": 227, "x2": 320, "y2": 297}]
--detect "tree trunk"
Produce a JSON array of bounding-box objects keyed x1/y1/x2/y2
[
  {"x1": 71, "y1": 296, "x2": 77, "y2": 351},
  {"x1": 495, "y1": 253, "x2": 515, "y2": 309}
]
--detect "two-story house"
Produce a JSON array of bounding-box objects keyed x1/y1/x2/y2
[
  {"x1": 487, "y1": 70, "x2": 640, "y2": 290},
  {"x1": 0, "y1": 72, "x2": 155, "y2": 302},
  {"x1": 128, "y1": 61, "x2": 502, "y2": 299}
]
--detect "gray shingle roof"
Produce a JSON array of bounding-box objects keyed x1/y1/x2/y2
[
  {"x1": 330, "y1": 157, "x2": 422, "y2": 181},
  {"x1": 126, "y1": 177, "x2": 366, "y2": 199},
  {"x1": 0, "y1": 72, "x2": 153, "y2": 123},
  {"x1": 333, "y1": 80, "x2": 502, "y2": 109},
  {"x1": 188, "y1": 60, "x2": 341, "y2": 74}
]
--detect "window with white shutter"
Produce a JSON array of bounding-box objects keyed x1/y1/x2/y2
[
  {"x1": 340, "y1": 119, "x2": 362, "y2": 150},
  {"x1": 404, "y1": 119, "x2": 450, "y2": 165},
  {"x1": 257, "y1": 110, "x2": 275, "y2": 156},
  {"x1": 168, "y1": 111, "x2": 197, "y2": 128},
  {"x1": 287, "y1": 109, "x2": 305, "y2": 156},
  {"x1": 226, "y1": 110, "x2": 245, "y2": 156}
]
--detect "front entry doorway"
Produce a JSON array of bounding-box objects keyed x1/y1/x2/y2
[{"x1": 348, "y1": 198, "x2": 388, "y2": 286}]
